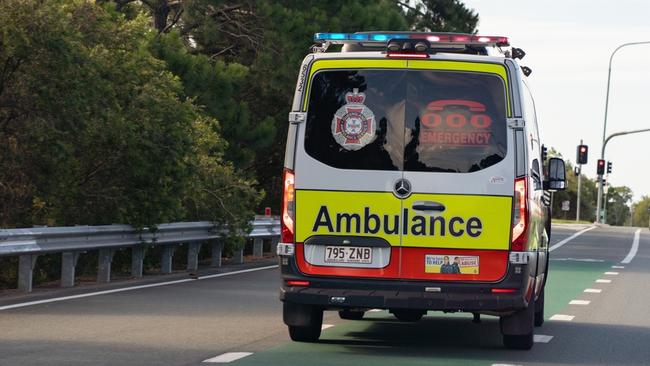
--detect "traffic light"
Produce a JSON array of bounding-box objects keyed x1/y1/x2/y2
[
  {"x1": 541, "y1": 144, "x2": 548, "y2": 162},
  {"x1": 577, "y1": 144, "x2": 588, "y2": 164},
  {"x1": 607, "y1": 161, "x2": 612, "y2": 174},
  {"x1": 597, "y1": 159, "x2": 605, "y2": 175}
]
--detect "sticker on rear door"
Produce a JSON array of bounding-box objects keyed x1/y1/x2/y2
[
  {"x1": 331, "y1": 89, "x2": 376, "y2": 150},
  {"x1": 425, "y1": 254, "x2": 479, "y2": 274}
]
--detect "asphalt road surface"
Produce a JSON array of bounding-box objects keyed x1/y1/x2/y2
[{"x1": 0, "y1": 224, "x2": 648, "y2": 366}]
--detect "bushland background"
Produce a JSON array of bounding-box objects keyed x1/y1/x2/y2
[{"x1": 1, "y1": 0, "x2": 648, "y2": 289}]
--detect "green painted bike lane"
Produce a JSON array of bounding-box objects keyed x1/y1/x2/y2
[{"x1": 234, "y1": 260, "x2": 611, "y2": 366}]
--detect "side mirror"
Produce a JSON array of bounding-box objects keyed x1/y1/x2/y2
[{"x1": 544, "y1": 157, "x2": 567, "y2": 191}]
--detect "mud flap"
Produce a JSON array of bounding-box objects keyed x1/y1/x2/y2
[
  {"x1": 500, "y1": 296, "x2": 535, "y2": 335},
  {"x1": 283, "y1": 302, "x2": 322, "y2": 327}
]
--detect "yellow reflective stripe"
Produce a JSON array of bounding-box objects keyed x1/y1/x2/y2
[
  {"x1": 407, "y1": 59, "x2": 511, "y2": 116},
  {"x1": 295, "y1": 190, "x2": 512, "y2": 250},
  {"x1": 302, "y1": 59, "x2": 408, "y2": 111},
  {"x1": 302, "y1": 58, "x2": 511, "y2": 116}
]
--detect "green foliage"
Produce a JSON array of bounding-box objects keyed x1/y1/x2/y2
[
  {"x1": 401, "y1": 0, "x2": 479, "y2": 33},
  {"x1": 604, "y1": 185, "x2": 633, "y2": 226},
  {"x1": 632, "y1": 196, "x2": 650, "y2": 228}
]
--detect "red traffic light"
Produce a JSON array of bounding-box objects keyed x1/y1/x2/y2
[
  {"x1": 577, "y1": 144, "x2": 588, "y2": 164},
  {"x1": 597, "y1": 159, "x2": 605, "y2": 175}
]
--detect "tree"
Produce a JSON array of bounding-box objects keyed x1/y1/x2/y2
[
  {"x1": 399, "y1": 0, "x2": 479, "y2": 33},
  {"x1": 604, "y1": 185, "x2": 633, "y2": 226},
  {"x1": 632, "y1": 196, "x2": 650, "y2": 228}
]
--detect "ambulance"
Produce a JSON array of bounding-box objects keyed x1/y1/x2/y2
[{"x1": 276, "y1": 32, "x2": 567, "y2": 350}]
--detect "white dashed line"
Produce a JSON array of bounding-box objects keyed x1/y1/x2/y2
[
  {"x1": 604, "y1": 272, "x2": 619, "y2": 275},
  {"x1": 368, "y1": 309, "x2": 383, "y2": 312},
  {"x1": 0, "y1": 265, "x2": 279, "y2": 312},
  {"x1": 550, "y1": 314, "x2": 575, "y2": 321},
  {"x1": 549, "y1": 226, "x2": 596, "y2": 252},
  {"x1": 321, "y1": 324, "x2": 334, "y2": 330},
  {"x1": 612, "y1": 265, "x2": 625, "y2": 269},
  {"x1": 569, "y1": 300, "x2": 591, "y2": 305},
  {"x1": 621, "y1": 229, "x2": 641, "y2": 264},
  {"x1": 534, "y1": 334, "x2": 554, "y2": 343},
  {"x1": 492, "y1": 364, "x2": 522, "y2": 366},
  {"x1": 584, "y1": 288, "x2": 602, "y2": 293},
  {"x1": 203, "y1": 352, "x2": 253, "y2": 363},
  {"x1": 596, "y1": 279, "x2": 612, "y2": 284}
]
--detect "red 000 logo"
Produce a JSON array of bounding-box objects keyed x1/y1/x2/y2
[{"x1": 420, "y1": 99, "x2": 492, "y2": 129}]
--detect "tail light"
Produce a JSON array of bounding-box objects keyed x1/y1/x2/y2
[
  {"x1": 281, "y1": 168, "x2": 295, "y2": 243},
  {"x1": 511, "y1": 177, "x2": 528, "y2": 251}
]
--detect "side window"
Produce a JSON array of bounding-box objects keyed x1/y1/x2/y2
[{"x1": 523, "y1": 82, "x2": 542, "y2": 183}]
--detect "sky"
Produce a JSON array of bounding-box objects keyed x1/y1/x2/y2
[{"x1": 462, "y1": 0, "x2": 650, "y2": 202}]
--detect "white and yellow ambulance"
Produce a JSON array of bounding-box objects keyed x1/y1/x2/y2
[{"x1": 277, "y1": 32, "x2": 567, "y2": 350}]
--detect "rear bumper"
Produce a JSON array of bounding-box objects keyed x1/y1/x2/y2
[{"x1": 279, "y1": 252, "x2": 536, "y2": 313}]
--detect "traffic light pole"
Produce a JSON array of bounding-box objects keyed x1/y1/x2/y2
[
  {"x1": 576, "y1": 139, "x2": 583, "y2": 222},
  {"x1": 597, "y1": 41, "x2": 650, "y2": 223},
  {"x1": 596, "y1": 128, "x2": 650, "y2": 222}
]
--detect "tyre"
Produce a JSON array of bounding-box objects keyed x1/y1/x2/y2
[
  {"x1": 285, "y1": 304, "x2": 323, "y2": 343},
  {"x1": 339, "y1": 309, "x2": 365, "y2": 320},
  {"x1": 534, "y1": 287, "x2": 545, "y2": 327},
  {"x1": 391, "y1": 309, "x2": 424, "y2": 322},
  {"x1": 500, "y1": 297, "x2": 535, "y2": 350}
]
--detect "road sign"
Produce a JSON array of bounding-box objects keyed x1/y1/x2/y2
[{"x1": 561, "y1": 200, "x2": 570, "y2": 211}]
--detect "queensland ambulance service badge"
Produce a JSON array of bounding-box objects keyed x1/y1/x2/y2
[{"x1": 331, "y1": 88, "x2": 376, "y2": 150}]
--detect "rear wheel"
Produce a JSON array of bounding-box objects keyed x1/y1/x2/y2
[
  {"x1": 500, "y1": 297, "x2": 535, "y2": 350},
  {"x1": 284, "y1": 303, "x2": 323, "y2": 343},
  {"x1": 391, "y1": 309, "x2": 425, "y2": 322},
  {"x1": 534, "y1": 287, "x2": 545, "y2": 327},
  {"x1": 339, "y1": 309, "x2": 365, "y2": 320}
]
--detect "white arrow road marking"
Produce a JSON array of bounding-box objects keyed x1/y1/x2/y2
[
  {"x1": 584, "y1": 288, "x2": 602, "y2": 293},
  {"x1": 570, "y1": 300, "x2": 591, "y2": 305},
  {"x1": 621, "y1": 229, "x2": 642, "y2": 264},
  {"x1": 534, "y1": 334, "x2": 554, "y2": 343},
  {"x1": 203, "y1": 352, "x2": 253, "y2": 363},
  {"x1": 549, "y1": 226, "x2": 596, "y2": 252},
  {"x1": 321, "y1": 324, "x2": 334, "y2": 330},
  {"x1": 550, "y1": 314, "x2": 575, "y2": 321},
  {"x1": 596, "y1": 279, "x2": 612, "y2": 283}
]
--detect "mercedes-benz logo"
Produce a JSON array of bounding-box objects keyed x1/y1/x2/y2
[{"x1": 393, "y1": 178, "x2": 412, "y2": 199}]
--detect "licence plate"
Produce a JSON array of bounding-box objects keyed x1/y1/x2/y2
[{"x1": 324, "y1": 246, "x2": 372, "y2": 264}]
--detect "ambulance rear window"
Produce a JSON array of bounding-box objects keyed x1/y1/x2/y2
[{"x1": 304, "y1": 69, "x2": 507, "y2": 173}]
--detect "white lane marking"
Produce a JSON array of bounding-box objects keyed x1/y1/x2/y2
[
  {"x1": 569, "y1": 300, "x2": 591, "y2": 305},
  {"x1": 368, "y1": 309, "x2": 383, "y2": 312},
  {"x1": 534, "y1": 334, "x2": 554, "y2": 343},
  {"x1": 550, "y1": 258, "x2": 604, "y2": 262},
  {"x1": 604, "y1": 272, "x2": 619, "y2": 275},
  {"x1": 0, "y1": 265, "x2": 279, "y2": 312},
  {"x1": 550, "y1": 314, "x2": 575, "y2": 321},
  {"x1": 492, "y1": 364, "x2": 522, "y2": 366},
  {"x1": 612, "y1": 265, "x2": 625, "y2": 269},
  {"x1": 621, "y1": 229, "x2": 642, "y2": 264},
  {"x1": 596, "y1": 279, "x2": 612, "y2": 283},
  {"x1": 321, "y1": 324, "x2": 334, "y2": 330},
  {"x1": 549, "y1": 226, "x2": 596, "y2": 252},
  {"x1": 584, "y1": 288, "x2": 602, "y2": 293},
  {"x1": 203, "y1": 352, "x2": 253, "y2": 363}
]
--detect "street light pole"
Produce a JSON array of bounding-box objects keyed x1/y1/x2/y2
[{"x1": 596, "y1": 41, "x2": 650, "y2": 223}]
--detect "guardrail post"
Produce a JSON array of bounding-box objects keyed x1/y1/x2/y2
[
  {"x1": 187, "y1": 242, "x2": 202, "y2": 271},
  {"x1": 97, "y1": 248, "x2": 115, "y2": 284},
  {"x1": 61, "y1": 251, "x2": 80, "y2": 288},
  {"x1": 232, "y1": 246, "x2": 244, "y2": 264},
  {"x1": 131, "y1": 246, "x2": 145, "y2": 278},
  {"x1": 18, "y1": 254, "x2": 38, "y2": 293},
  {"x1": 211, "y1": 240, "x2": 223, "y2": 267},
  {"x1": 271, "y1": 237, "x2": 279, "y2": 256},
  {"x1": 253, "y1": 238, "x2": 264, "y2": 258},
  {"x1": 161, "y1": 245, "x2": 175, "y2": 274}
]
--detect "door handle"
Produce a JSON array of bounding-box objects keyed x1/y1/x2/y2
[{"x1": 412, "y1": 201, "x2": 446, "y2": 212}]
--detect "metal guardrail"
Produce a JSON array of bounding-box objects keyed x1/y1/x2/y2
[{"x1": 0, "y1": 217, "x2": 280, "y2": 293}]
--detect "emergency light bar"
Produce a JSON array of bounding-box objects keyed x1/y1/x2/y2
[{"x1": 314, "y1": 32, "x2": 509, "y2": 47}]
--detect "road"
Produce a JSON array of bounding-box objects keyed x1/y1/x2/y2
[{"x1": 0, "y1": 225, "x2": 648, "y2": 366}]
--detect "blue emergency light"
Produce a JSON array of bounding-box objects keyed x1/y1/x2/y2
[{"x1": 313, "y1": 32, "x2": 509, "y2": 47}]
